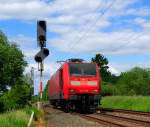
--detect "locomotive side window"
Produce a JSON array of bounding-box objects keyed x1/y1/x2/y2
[
  {"x1": 59, "y1": 69, "x2": 63, "y2": 89},
  {"x1": 69, "y1": 63, "x2": 96, "y2": 76}
]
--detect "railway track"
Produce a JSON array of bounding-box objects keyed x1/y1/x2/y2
[
  {"x1": 78, "y1": 114, "x2": 126, "y2": 127},
  {"x1": 74, "y1": 108, "x2": 150, "y2": 127},
  {"x1": 98, "y1": 108, "x2": 150, "y2": 117},
  {"x1": 78, "y1": 113, "x2": 150, "y2": 127},
  {"x1": 44, "y1": 105, "x2": 150, "y2": 127}
]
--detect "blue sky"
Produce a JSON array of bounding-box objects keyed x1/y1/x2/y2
[{"x1": 0, "y1": 0, "x2": 150, "y2": 94}]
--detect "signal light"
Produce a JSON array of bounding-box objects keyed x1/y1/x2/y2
[
  {"x1": 35, "y1": 48, "x2": 49, "y2": 62},
  {"x1": 37, "y1": 20, "x2": 46, "y2": 47}
]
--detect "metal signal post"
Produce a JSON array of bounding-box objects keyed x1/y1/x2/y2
[
  {"x1": 38, "y1": 62, "x2": 44, "y2": 99},
  {"x1": 35, "y1": 20, "x2": 49, "y2": 100},
  {"x1": 30, "y1": 67, "x2": 35, "y2": 97}
]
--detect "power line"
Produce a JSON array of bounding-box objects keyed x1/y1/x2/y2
[
  {"x1": 63, "y1": 0, "x2": 101, "y2": 41},
  {"x1": 52, "y1": 1, "x2": 104, "y2": 54},
  {"x1": 99, "y1": 31, "x2": 147, "y2": 52},
  {"x1": 68, "y1": 0, "x2": 116, "y2": 51},
  {"x1": 76, "y1": 1, "x2": 104, "y2": 32},
  {"x1": 107, "y1": 30, "x2": 149, "y2": 53}
]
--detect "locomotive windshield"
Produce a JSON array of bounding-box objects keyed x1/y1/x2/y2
[{"x1": 69, "y1": 63, "x2": 96, "y2": 76}]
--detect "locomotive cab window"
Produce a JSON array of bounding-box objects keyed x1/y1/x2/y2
[{"x1": 69, "y1": 63, "x2": 96, "y2": 76}]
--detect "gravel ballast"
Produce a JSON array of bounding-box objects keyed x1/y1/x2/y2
[{"x1": 44, "y1": 106, "x2": 106, "y2": 127}]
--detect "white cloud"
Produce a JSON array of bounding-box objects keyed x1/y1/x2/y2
[
  {"x1": 9, "y1": 35, "x2": 39, "y2": 62},
  {"x1": 134, "y1": 18, "x2": 150, "y2": 30},
  {"x1": 25, "y1": 62, "x2": 60, "y2": 77},
  {"x1": 125, "y1": 7, "x2": 150, "y2": 17},
  {"x1": 0, "y1": 0, "x2": 51, "y2": 20},
  {"x1": 48, "y1": 29, "x2": 150, "y2": 55},
  {"x1": 25, "y1": 61, "x2": 61, "y2": 94},
  {"x1": 4, "y1": 0, "x2": 149, "y2": 61},
  {"x1": 1, "y1": 0, "x2": 150, "y2": 94},
  {"x1": 110, "y1": 61, "x2": 150, "y2": 74},
  {"x1": 108, "y1": 65, "x2": 120, "y2": 76}
]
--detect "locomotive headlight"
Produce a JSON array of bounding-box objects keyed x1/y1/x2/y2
[
  {"x1": 69, "y1": 89, "x2": 75, "y2": 93},
  {"x1": 88, "y1": 81, "x2": 97, "y2": 86},
  {"x1": 71, "y1": 81, "x2": 80, "y2": 86}
]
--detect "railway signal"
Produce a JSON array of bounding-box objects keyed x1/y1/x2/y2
[
  {"x1": 35, "y1": 20, "x2": 49, "y2": 101},
  {"x1": 37, "y1": 20, "x2": 46, "y2": 47},
  {"x1": 34, "y1": 48, "x2": 49, "y2": 63},
  {"x1": 40, "y1": 81, "x2": 43, "y2": 99}
]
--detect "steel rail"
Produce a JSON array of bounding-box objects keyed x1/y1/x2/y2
[
  {"x1": 98, "y1": 108, "x2": 150, "y2": 117},
  {"x1": 95, "y1": 113, "x2": 150, "y2": 127},
  {"x1": 73, "y1": 113, "x2": 126, "y2": 127}
]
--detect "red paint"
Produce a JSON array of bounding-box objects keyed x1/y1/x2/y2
[
  {"x1": 40, "y1": 81, "x2": 42, "y2": 93},
  {"x1": 48, "y1": 61, "x2": 101, "y2": 100}
]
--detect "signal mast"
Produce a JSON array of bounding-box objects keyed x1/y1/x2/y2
[{"x1": 35, "y1": 21, "x2": 49, "y2": 99}]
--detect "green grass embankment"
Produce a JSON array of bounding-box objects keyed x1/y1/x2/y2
[
  {"x1": 0, "y1": 106, "x2": 38, "y2": 127},
  {"x1": 101, "y1": 96, "x2": 150, "y2": 112},
  {"x1": 0, "y1": 110, "x2": 30, "y2": 127}
]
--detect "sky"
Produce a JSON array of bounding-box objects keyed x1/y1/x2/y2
[{"x1": 0, "y1": 0, "x2": 150, "y2": 94}]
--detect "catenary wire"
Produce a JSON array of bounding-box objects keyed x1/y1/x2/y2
[{"x1": 68, "y1": 0, "x2": 117, "y2": 51}]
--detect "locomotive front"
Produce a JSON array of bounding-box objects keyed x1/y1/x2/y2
[
  {"x1": 49, "y1": 58, "x2": 101, "y2": 113},
  {"x1": 66, "y1": 59, "x2": 101, "y2": 112}
]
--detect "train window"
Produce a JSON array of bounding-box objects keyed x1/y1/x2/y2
[
  {"x1": 59, "y1": 69, "x2": 63, "y2": 88},
  {"x1": 69, "y1": 63, "x2": 96, "y2": 76}
]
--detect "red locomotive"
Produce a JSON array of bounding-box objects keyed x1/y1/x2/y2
[{"x1": 48, "y1": 58, "x2": 101, "y2": 112}]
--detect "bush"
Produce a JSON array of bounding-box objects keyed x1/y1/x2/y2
[
  {"x1": 0, "y1": 31, "x2": 27, "y2": 93},
  {"x1": 128, "y1": 89, "x2": 136, "y2": 96},
  {"x1": 0, "y1": 81, "x2": 31, "y2": 112},
  {"x1": 42, "y1": 83, "x2": 48, "y2": 101},
  {"x1": 0, "y1": 31, "x2": 29, "y2": 112},
  {"x1": 117, "y1": 67, "x2": 150, "y2": 95},
  {"x1": 101, "y1": 82, "x2": 120, "y2": 96}
]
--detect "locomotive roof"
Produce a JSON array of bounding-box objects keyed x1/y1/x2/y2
[{"x1": 67, "y1": 58, "x2": 84, "y2": 62}]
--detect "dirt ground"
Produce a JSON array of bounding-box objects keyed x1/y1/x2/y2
[{"x1": 44, "y1": 106, "x2": 106, "y2": 127}]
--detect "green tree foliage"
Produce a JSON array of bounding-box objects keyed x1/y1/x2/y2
[
  {"x1": 92, "y1": 53, "x2": 111, "y2": 82},
  {"x1": 91, "y1": 53, "x2": 119, "y2": 83},
  {"x1": 109, "y1": 74, "x2": 120, "y2": 84},
  {"x1": 117, "y1": 67, "x2": 150, "y2": 95},
  {"x1": 0, "y1": 31, "x2": 31, "y2": 112},
  {"x1": 43, "y1": 81, "x2": 49, "y2": 101},
  {"x1": 0, "y1": 81, "x2": 31, "y2": 111},
  {"x1": 31, "y1": 95, "x2": 40, "y2": 103},
  {"x1": 0, "y1": 31, "x2": 27, "y2": 93},
  {"x1": 0, "y1": 31, "x2": 7, "y2": 45},
  {"x1": 101, "y1": 82, "x2": 120, "y2": 96}
]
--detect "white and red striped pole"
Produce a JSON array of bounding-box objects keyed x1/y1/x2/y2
[{"x1": 40, "y1": 80, "x2": 43, "y2": 99}]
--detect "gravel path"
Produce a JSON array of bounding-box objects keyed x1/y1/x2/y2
[{"x1": 44, "y1": 106, "x2": 106, "y2": 127}]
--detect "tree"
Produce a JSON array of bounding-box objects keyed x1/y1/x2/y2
[
  {"x1": 101, "y1": 82, "x2": 120, "y2": 96},
  {"x1": 43, "y1": 81, "x2": 49, "y2": 101},
  {"x1": 0, "y1": 80, "x2": 31, "y2": 111},
  {"x1": 0, "y1": 31, "x2": 27, "y2": 94},
  {"x1": 117, "y1": 67, "x2": 150, "y2": 95},
  {"x1": 91, "y1": 53, "x2": 111, "y2": 82},
  {"x1": 0, "y1": 31, "x2": 31, "y2": 112},
  {"x1": 0, "y1": 31, "x2": 7, "y2": 45}
]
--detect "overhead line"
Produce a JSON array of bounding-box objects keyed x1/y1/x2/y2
[
  {"x1": 64, "y1": 0, "x2": 103, "y2": 48},
  {"x1": 69, "y1": 0, "x2": 117, "y2": 50},
  {"x1": 110, "y1": 30, "x2": 149, "y2": 52}
]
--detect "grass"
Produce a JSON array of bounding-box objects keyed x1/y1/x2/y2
[
  {"x1": 100, "y1": 96, "x2": 150, "y2": 112},
  {"x1": 0, "y1": 107, "x2": 34, "y2": 127}
]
